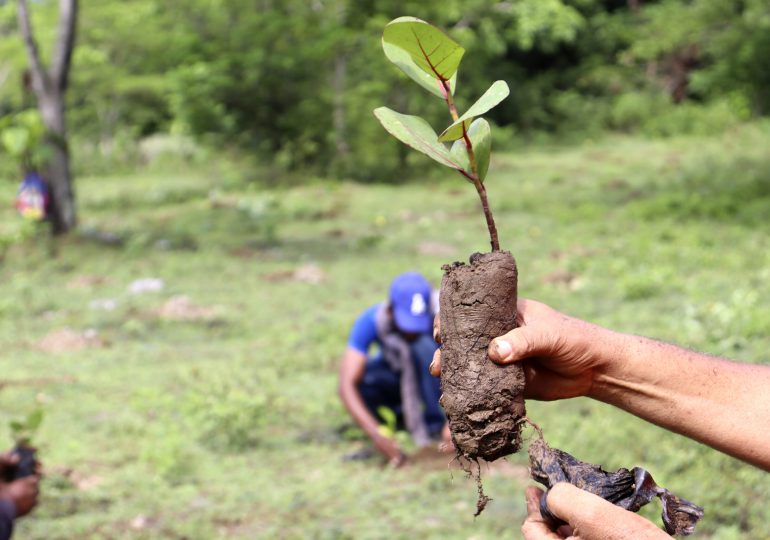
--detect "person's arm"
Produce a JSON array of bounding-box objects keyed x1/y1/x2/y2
[
  {"x1": 338, "y1": 346, "x2": 405, "y2": 465},
  {"x1": 0, "y1": 499, "x2": 13, "y2": 540},
  {"x1": 430, "y1": 299, "x2": 770, "y2": 470}
]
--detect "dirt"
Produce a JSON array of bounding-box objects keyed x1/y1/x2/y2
[
  {"x1": 439, "y1": 250, "x2": 525, "y2": 462},
  {"x1": 36, "y1": 328, "x2": 104, "y2": 353},
  {"x1": 529, "y1": 438, "x2": 704, "y2": 536},
  {"x1": 156, "y1": 295, "x2": 223, "y2": 321}
]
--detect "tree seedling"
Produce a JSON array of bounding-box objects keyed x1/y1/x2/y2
[
  {"x1": 4, "y1": 408, "x2": 43, "y2": 481},
  {"x1": 374, "y1": 16, "x2": 525, "y2": 468}
]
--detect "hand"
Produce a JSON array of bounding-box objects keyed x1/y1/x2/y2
[
  {"x1": 0, "y1": 452, "x2": 19, "y2": 479},
  {"x1": 0, "y1": 475, "x2": 40, "y2": 517},
  {"x1": 373, "y1": 433, "x2": 406, "y2": 467},
  {"x1": 522, "y1": 483, "x2": 668, "y2": 540},
  {"x1": 431, "y1": 299, "x2": 618, "y2": 401},
  {"x1": 438, "y1": 422, "x2": 454, "y2": 453}
]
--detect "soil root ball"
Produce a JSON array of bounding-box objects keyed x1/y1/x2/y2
[
  {"x1": 529, "y1": 438, "x2": 704, "y2": 536},
  {"x1": 439, "y1": 250, "x2": 525, "y2": 461}
]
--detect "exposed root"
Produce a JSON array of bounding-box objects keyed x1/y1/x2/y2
[{"x1": 473, "y1": 460, "x2": 491, "y2": 517}]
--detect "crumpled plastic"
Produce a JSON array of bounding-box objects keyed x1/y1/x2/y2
[{"x1": 529, "y1": 438, "x2": 704, "y2": 536}]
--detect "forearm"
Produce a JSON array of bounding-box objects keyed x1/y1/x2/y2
[
  {"x1": 338, "y1": 382, "x2": 381, "y2": 440},
  {"x1": 590, "y1": 332, "x2": 770, "y2": 470},
  {"x1": 0, "y1": 499, "x2": 14, "y2": 540}
]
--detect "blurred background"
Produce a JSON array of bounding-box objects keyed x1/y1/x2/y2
[{"x1": 0, "y1": 1, "x2": 768, "y2": 539}]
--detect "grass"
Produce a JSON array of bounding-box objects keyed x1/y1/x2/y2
[{"x1": 1, "y1": 123, "x2": 769, "y2": 539}]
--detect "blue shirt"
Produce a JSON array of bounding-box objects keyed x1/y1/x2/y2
[{"x1": 347, "y1": 304, "x2": 383, "y2": 357}]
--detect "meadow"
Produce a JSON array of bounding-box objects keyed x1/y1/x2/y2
[{"x1": 1, "y1": 124, "x2": 769, "y2": 539}]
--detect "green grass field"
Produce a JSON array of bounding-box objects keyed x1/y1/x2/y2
[{"x1": 1, "y1": 124, "x2": 769, "y2": 539}]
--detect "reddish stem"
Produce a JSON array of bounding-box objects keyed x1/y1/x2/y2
[{"x1": 440, "y1": 79, "x2": 500, "y2": 252}]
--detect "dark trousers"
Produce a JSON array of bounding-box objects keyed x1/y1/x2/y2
[{"x1": 357, "y1": 335, "x2": 445, "y2": 436}]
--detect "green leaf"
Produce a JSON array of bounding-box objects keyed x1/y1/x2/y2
[
  {"x1": 438, "y1": 80, "x2": 509, "y2": 142},
  {"x1": 373, "y1": 107, "x2": 465, "y2": 171},
  {"x1": 382, "y1": 39, "x2": 457, "y2": 98},
  {"x1": 382, "y1": 17, "x2": 465, "y2": 83},
  {"x1": 1, "y1": 127, "x2": 31, "y2": 158},
  {"x1": 26, "y1": 409, "x2": 44, "y2": 432},
  {"x1": 450, "y1": 118, "x2": 492, "y2": 181}
]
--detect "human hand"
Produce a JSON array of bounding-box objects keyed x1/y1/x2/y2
[
  {"x1": 431, "y1": 299, "x2": 620, "y2": 401},
  {"x1": 373, "y1": 433, "x2": 406, "y2": 467},
  {"x1": 522, "y1": 483, "x2": 668, "y2": 540},
  {"x1": 0, "y1": 452, "x2": 19, "y2": 480},
  {"x1": 0, "y1": 475, "x2": 40, "y2": 517}
]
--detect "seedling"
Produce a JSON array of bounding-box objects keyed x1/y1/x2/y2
[
  {"x1": 4, "y1": 408, "x2": 43, "y2": 481},
  {"x1": 374, "y1": 17, "x2": 525, "y2": 467}
]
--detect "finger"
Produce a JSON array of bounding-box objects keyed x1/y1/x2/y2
[
  {"x1": 546, "y1": 483, "x2": 668, "y2": 539},
  {"x1": 522, "y1": 486, "x2": 564, "y2": 540},
  {"x1": 429, "y1": 349, "x2": 441, "y2": 377},
  {"x1": 525, "y1": 486, "x2": 545, "y2": 516},
  {"x1": 433, "y1": 315, "x2": 441, "y2": 344},
  {"x1": 488, "y1": 323, "x2": 547, "y2": 364},
  {"x1": 0, "y1": 452, "x2": 18, "y2": 466}
]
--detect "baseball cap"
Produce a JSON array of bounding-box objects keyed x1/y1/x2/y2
[{"x1": 389, "y1": 272, "x2": 433, "y2": 334}]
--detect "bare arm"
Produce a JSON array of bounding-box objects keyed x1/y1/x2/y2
[
  {"x1": 489, "y1": 299, "x2": 770, "y2": 471},
  {"x1": 338, "y1": 346, "x2": 404, "y2": 464},
  {"x1": 590, "y1": 330, "x2": 770, "y2": 470}
]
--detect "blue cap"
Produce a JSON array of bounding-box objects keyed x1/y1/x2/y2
[{"x1": 389, "y1": 272, "x2": 433, "y2": 334}]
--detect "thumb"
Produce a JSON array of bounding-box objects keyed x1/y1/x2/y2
[
  {"x1": 545, "y1": 483, "x2": 668, "y2": 540},
  {"x1": 488, "y1": 326, "x2": 540, "y2": 364}
]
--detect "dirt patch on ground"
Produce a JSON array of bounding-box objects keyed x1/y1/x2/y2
[
  {"x1": 66, "y1": 275, "x2": 111, "y2": 289},
  {"x1": 36, "y1": 328, "x2": 105, "y2": 353},
  {"x1": 156, "y1": 295, "x2": 223, "y2": 321},
  {"x1": 261, "y1": 263, "x2": 326, "y2": 284}
]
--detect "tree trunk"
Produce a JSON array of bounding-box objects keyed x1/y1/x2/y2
[
  {"x1": 17, "y1": 0, "x2": 78, "y2": 235},
  {"x1": 332, "y1": 52, "x2": 350, "y2": 170}
]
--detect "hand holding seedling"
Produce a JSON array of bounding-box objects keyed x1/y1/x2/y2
[
  {"x1": 431, "y1": 299, "x2": 600, "y2": 401},
  {"x1": 376, "y1": 17, "x2": 712, "y2": 534}
]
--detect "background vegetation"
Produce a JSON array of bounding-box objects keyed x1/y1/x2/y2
[
  {"x1": 1, "y1": 0, "x2": 769, "y2": 181},
  {"x1": 0, "y1": 1, "x2": 769, "y2": 539}
]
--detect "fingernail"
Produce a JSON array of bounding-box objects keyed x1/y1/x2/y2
[
  {"x1": 429, "y1": 360, "x2": 436, "y2": 373},
  {"x1": 492, "y1": 339, "x2": 512, "y2": 360}
]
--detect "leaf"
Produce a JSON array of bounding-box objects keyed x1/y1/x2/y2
[
  {"x1": 382, "y1": 17, "x2": 465, "y2": 83},
  {"x1": 450, "y1": 118, "x2": 492, "y2": 181},
  {"x1": 438, "y1": 80, "x2": 510, "y2": 142},
  {"x1": 373, "y1": 107, "x2": 465, "y2": 171},
  {"x1": 26, "y1": 409, "x2": 44, "y2": 432},
  {"x1": 382, "y1": 39, "x2": 457, "y2": 98},
  {"x1": 1, "y1": 127, "x2": 31, "y2": 158}
]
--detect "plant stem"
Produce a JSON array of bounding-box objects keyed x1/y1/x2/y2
[{"x1": 441, "y1": 80, "x2": 500, "y2": 252}]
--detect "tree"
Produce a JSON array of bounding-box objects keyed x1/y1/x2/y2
[{"x1": 16, "y1": 0, "x2": 78, "y2": 234}]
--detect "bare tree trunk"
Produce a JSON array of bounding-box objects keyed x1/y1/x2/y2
[
  {"x1": 17, "y1": 0, "x2": 78, "y2": 235},
  {"x1": 332, "y1": 52, "x2": 350, "y2": 166}
]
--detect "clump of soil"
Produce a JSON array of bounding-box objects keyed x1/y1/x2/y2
[
  {"x1": 439, "y1": 250, "x2": 525, "y2": 461},
  {"x1": 529, "y1": 438, "x2": 704, "y2": 536}
]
